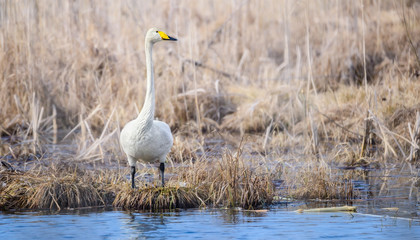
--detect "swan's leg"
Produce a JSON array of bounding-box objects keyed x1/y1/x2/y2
[
  {"x1": 131, "y1": 166, "x2": 136, "y2": 189},
  {"x1": 159, "y1": 162, "x2": 165, "y2": 187},
  {"x1": 127, "y1": 156, "x2": 137, "y2": 188}
]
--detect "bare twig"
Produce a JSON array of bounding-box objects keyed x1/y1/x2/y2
[
  {"x1": 312, "y1": 108, "x2": 362, "y2": 139},
  {"x1": 182, "y1": 59, "x2": 238, "y2": 80}
]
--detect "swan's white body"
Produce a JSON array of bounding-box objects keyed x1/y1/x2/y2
[
  {"x1": 120, "y1": 119, "x2": 173, "y2": 165},
  {"x1": 120, "y1": 27, "x2": 176, "y2": 188}
]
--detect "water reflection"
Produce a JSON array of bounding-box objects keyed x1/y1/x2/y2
[
  {"x1": 216, "y1": 209, "x2": 269, "y2": 225},
  {"x1": 218, "y1": 209, "x2": 241, "y2": 224},
  {"x1": 123, "y1": 211, "x2": 171, "y2": 238},
  {"x1": 115, "y1": 209, "x2": 273, "y2": 239}
]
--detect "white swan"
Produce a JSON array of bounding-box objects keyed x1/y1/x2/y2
[{"x1": 120, "y1": 28, "x2": 177, "y2": 188}]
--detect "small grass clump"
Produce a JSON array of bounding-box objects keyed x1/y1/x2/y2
[
  {"x1": 0, "y1": 169, "x2": 111, "y2": 211},
  {"x1": 0, "y1": 172, "x2": 30, "y2": 210},
  {"x1": 173, "y1": 141, "x2": 277, "y2": 209},
  {"x1": 28, "y1": 176, "x2": 107, "y2": 210},
  {"x1": 113, "y1": 185, "x2": 206, "y2": 210},
  {"x1": 206, "y1": 150, "x2": 275, "y2": 209}
]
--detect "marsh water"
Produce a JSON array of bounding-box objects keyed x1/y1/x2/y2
[{"x1": 1, "y1": 204, "x2": 420, "y2": 240}]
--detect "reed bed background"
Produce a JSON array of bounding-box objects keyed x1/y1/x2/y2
[{"x1": 1, "y1": 0, "x2": 420, "y2": 210}]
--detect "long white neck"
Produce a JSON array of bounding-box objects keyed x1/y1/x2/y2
[{"x1": 136, "y1": 40, "x2": 154, "y2": 133}]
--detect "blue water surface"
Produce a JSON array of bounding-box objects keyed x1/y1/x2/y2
[{"x1": 1, "y1": 208, "x2": 419, "y2": 240}]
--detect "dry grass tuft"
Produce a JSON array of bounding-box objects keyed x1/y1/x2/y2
[
  {"x1": 214, "y1": 158, "x2": 274, "y2": 208},
  {"x1": 199, "y1": 143, "x2": 276, "y2": 209},
  {"x1": 113, "y1": 185, "x2": 205, "y2": 210},
  {"x1": 0, "y1": 169, "x2": 111, "y2": 210},
  {"x1": 0, "y1": 172, "x2": 30, "y2": 210},
  {"x1": 27, "y1": 176, "x2": 107, "y2": 210}
]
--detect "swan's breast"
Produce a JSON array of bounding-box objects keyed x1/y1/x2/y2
[{"x1": 120, "y1": 119, "x2": 173, "y2": 162}]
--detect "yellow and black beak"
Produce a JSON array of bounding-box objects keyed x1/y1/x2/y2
[{"x1": 158, "y1": 31, "x2": 177, "y2": 41}]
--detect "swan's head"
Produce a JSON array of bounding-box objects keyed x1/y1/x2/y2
[{"x1": 146, "y1": 27, "x2": 177, "y2": 44}]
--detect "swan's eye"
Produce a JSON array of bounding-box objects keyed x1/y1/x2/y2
[{"x1": 156, "y1": 31, "x2": 158, "y2": 33}]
